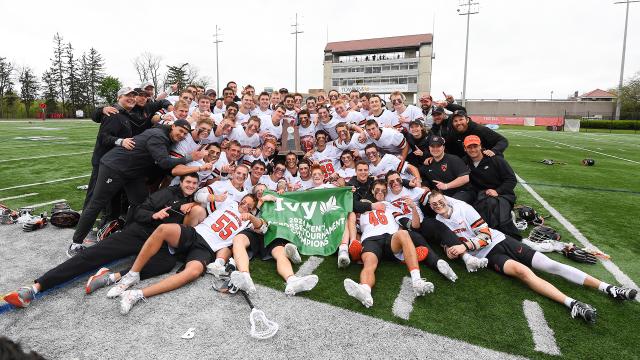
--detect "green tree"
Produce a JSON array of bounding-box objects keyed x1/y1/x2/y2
[
  {"x1": 50, "y1": 33, "x2": 66, "y2": 113},
  {"x1": 64, "y1": 42, "x2": 82, "y2": 113},
  {"x1": 87, "y1": 48, "x2": 105, "y2": 107},
  {"x1": 18, "y1": 66, "x2": 39, "y2": 117},
  {"x1": 98, "y1": 76, "x2": 122, "y2": 105},
  {"x1": 2, "y1": 90, "x2": 19, "y2": 118},
  {"x1": 618, "y1": 72, "x2": 640, "y2": 119},
  {"x1": 164, "y1": 63, "x2": 189, "y2": 93},
  {"x1": 42, "y1": 70, "x2": 59, "y2": 113},
  {"x1": 0, "y1": 56, "x2": 15, "y2": 118}
]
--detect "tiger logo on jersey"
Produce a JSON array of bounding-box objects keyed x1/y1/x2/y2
[{"x1": 441, "y1": 164, "x2": 448, "y2": 172}]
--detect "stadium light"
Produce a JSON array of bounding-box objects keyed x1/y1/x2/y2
[
  {"x1": 291, "y1": 13, "x2": 304, "y2": 93},
  {"x1": 458, "y1": 0, "x2": 479, "y2": 108},
  {"x1": 613, "y1": 0, "x2": 638, "y2": 120},
  {"x1": 213, "y1": 25, "x2": 223, "y2": 95}
]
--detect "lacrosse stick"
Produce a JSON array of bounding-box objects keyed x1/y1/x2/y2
[{"x1": 239, "y1": 289, "x2": 279, "y2": 340}]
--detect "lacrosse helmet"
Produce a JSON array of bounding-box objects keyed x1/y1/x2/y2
[
  {"x1": 582, "y1": 158, "x2": 595, "y2": 166},
  {"x1": 511, "y1": 211, "x2": 528, "y2": 231},
  {"x1": 515, "y1": 205, "x2": 544, "y2": 225},
  {"x1": 529, "y1": 225, "x2": 561, "y2": 243},
  {"x1": 97, "y1": 218, "x2": 125, "y2": 241}
]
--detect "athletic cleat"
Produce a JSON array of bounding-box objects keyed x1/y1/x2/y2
[
  {"x1": 3, "y1": 286, "x2": 35, "y2": 308},
  {"x1": 337, "y1": 248, "x2": 350, "y2": 269},
  {"x1": 570, "y1": 301, "x2": 597, "y2": 324},
  {"x1": 348, "y1": 240, "x2": 363, "y2": 262},
  {"x1": 464, "y1": 255, "x2": 488, "y2": 272},
  {"x1": 66, "y1": 243, "x2": 86, "y2": 258},
  {"x1": 120, "y1": 290, "x2": 145, "y2": 315},
  {"x1": 412, "y1": 278, "x2": 435, "y2": 296},
  {"x1": 230, "y1": 271, "x2": 256, "y2": 294},
  {"x1": 106, "y1": 272, "x2": 140, "y2": 299},
  {"x1": 284, "y1": 243, "x2": 302, "y2": 264},
  {"x1": 206, "y1": 261, "x2": 227, "y2": 278},
  {"x1": 344, "y1": 279, "x2": 373, "y2": 308},
  {"x1": 437, "y1": 260, "x2": 458, "y2": 282},
  {"x1": 85, "y1": 268, "x2": 114, "y2": 294},
  {"x1": 284, "y1": 275, "x2": 319, "y2": 296},
  {"x1": 607, "y1": 285, "x2": 637, "y2": 301}
]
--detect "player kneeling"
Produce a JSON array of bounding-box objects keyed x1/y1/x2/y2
[
  {"x1": 428, "y1": 191, "x2": 636, "y2": 324},
  {"x1": 112, "y1": 194, "x2": 261, "y2": 314},
  {"x1": 344, "y1": 180, "x2": 434, "y2": 308}
]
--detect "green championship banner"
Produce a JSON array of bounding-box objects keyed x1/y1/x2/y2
[{"x1": 261, "y1": 187, "x2": 353, "y2": 256}]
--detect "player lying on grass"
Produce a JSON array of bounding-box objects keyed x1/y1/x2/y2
[
  {"x1": 428, "y1": 191, "x2": 637, "y2": 324},
  {"x1": 343, "y1": 180, "x2": 434, "y2": 308},
  {"x1": 3, "y1": 174, "x2": 201, "y2": 308},
  {"x1": 114, "y1": 194, "x2": 261, "y2": 314},
  {"x1": 229, "y1": 184, "x2": 320, "y2": 296}
]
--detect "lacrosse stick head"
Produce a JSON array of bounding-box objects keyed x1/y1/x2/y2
[{"x1": 249, "y1": 308, "x2": 279, "y2": 340}]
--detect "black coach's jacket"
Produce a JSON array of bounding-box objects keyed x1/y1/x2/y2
[
  {"x1": 448, "y1": 120, "x2": 509, "y2": 158},
  {"x1": 463, "y1": 154, "x2": 517, "y2": 204},
  {"x1": 92, "y1": 99, "x2": 171, "y2": 136},
  {"x1": 133, "y1": 185, "x2": 193, "y2": 231},
  {"x1": 100, "y1": 126, "x2": 190, "y2": 178},
  {"x1": 91, "y1": 104, "x2": 133, "y2": 167},
  {"x1": 347, "y1": 176, "x2": 414, "y2": 214}
]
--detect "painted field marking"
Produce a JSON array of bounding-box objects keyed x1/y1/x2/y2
[
  {"x1": 25, "y1": 199, "x2": 66, "y2": 209},
  {"x1": 0, "y1": 193, "x2": 38, "y2": 201},
  {"x1": 516, "y1": 173, "x2": 639, "y2": 296},
  {"x1": 0, "y1": 175, "x2": 90, "y2": 192},
  {"x1": 522, "y1": 300, "x2": 561, "y2": 356},
  {"x1": 514, "y1": 133, "x2": 640, "y2": 164},
  {"x1": 0, "y1": 151, "x2": 91, "y2": 163},
  {"x1": 392, "y1": 276, "x2": 417, "y2": 320},
  {"x1": 296, "y1": 256, "x2": 324, "y2": 277}
]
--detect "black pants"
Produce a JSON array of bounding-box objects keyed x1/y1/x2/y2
[
  {"x1": 37, "y1": 224, "x2": 176, "y2": 291},
  {"x1": 82, "y1": 164, "x2": 100, "y2": 210},
  {"x1": 73, "y1": 164, "x2": 148, "y2": 243},
  {"x1": 474, "y1": 194, "x2": 522, "y2": 240},
  {"x1": 420, "y1": 217, "x2": 463, "y2": 249},
  {"x1": 408, "y1": 230, "x2": 440, "y2": 269}
]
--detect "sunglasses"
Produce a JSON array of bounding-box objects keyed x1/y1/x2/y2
[
  {"x1": 274, "y1": 167, "x2": 285, "y2": 172},
  {"x1": 365, "y1": 152, "x2": 378, "y2": 157},
  {"x1": 373, "y1": 188, "x2": 387, "y2": 194},
  {"x1": 391, "y1": 99, "x2": 403, "y2": 104},
  {"x1": 388, "y1": 178, "x2": 401, "y2": 185},
  {"x1": 197, "y1": 127, "x2": 211, "y2": 133},
  {"x1": 429, "y1": 200, "x2": 447, "y2": 208}
]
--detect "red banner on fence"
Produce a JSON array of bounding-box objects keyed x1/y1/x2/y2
[{"x1": 470, "y1": 115, "x2": 563, "y2": 126}]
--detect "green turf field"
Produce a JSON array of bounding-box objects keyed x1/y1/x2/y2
[{"x1": 0, "y1": 120, "x2": 638, "y2": 359}]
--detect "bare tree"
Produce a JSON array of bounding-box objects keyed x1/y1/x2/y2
[{"x1": 133, "y1": 52, "x2": 163, "y2": 96}]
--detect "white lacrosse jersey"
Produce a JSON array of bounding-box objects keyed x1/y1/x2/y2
[
  {"x1": 369, "y1": 154, "x2": 411, "y2": 180},
  {"x1": 310, "y1": 143, "x2": 342, "y2": 177},
  {"x1": 283, "y1": 109, "x2": 297, "y2": 127},
  {"x1": 259, "y1": 174, "x2": 285, "y2": 191},
  {"x1": 252, "y1": 107, "x2": 272, "y2": 117},
  {"x1": 359, "y1": 202, "x2": 403, "y2": 242},
  {"x1": 260, "y1": 116, "x2": 283, "y2": 142},
  {"x1": 385, "y1": 187, "x2": 429, "y2": 224},
  {"x1": 298, "y1": 123, "x2": 316, "y2": 152},
  {"x1": 367, "y1": 109, "x2": 401, "y2": 130},
  {"x1": 169, "y1": 159, "x2": 212, "y2": 187},
  {"x1": 241, "y1": 153, "x2": 272, "y2": 169},
  {"x1": 212, "y1": 152, "x2": 239, "y2": 180},
  {"x1": 397, "y1": 105, "x2": 425, "y2": 131},
  {"x1": 170, "y1": 133, "x2": 200, "y2": 158},
  {"x1": 336, "y1": 167, "x2": 356, "y2": 182},
  {"x1": 435, "y1": 196, "x2": 505, "y2": 258},
  {"x1": 334, "y1": 133, "x2": 370, "y2": 153},
  {"x1": 316, "y1": 117, "x2": 341, "y2": 140},
  {"x1": 371, "y1": 128, "x2": 407, "y2": 155},
  {"x1": 194, "y1": 179, "x2": 247, "y2": 215},
  {"x1": 334, "y1": 111, "x2": 365, "y2": 127},
  {"x1": 195, "y1": 200, "x2": 251, "y2": 252},
  {"x1": 360, "y1": 108, "x2": 370, "y2": 118},
  {"x1": 236, "y1": 111, "x2": 251, "y2": 125},
  {"x1": 228, "y1": 125, "x2": 260, "y2": 150}
]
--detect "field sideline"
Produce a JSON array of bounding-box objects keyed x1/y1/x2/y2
[{"x1": 0, "y1": 120, "x2": 638, "y2": 359}]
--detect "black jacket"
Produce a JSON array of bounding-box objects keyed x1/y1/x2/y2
[
  {"x1": 405, "y1": 131, "x2": 431, "y2": 167},
  {"x1": 347, "y1": 176, "x2": 376, "y2": 214},
  {"x1": 463, "y1": 155, "x2": 517, "y2": 203},
  {"x1": 133, "y1": 185, "x2": 193, "y2": 230},
  {"x1": 92, "y1": 100, "x2": 171, "y2": 135},
  {"x1": 448, "y1": 120, "x2": 509, "y2": 158},
  {"x1": 91, "y1": 104, "x2": 133, "y2": 166},
  {"x1": 100, "y1": 126, "x2": 190, "y2": 178}
]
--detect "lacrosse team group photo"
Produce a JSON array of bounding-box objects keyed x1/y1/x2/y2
[{"x1": 0, "y1": 1, "x2": 639, "y2": 359}]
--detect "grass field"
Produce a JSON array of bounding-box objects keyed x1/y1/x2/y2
[{"x1": 0, "y1": 120, "x2": 638, "y2": 359}]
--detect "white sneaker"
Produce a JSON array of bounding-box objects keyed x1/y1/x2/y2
[
  {"x1": 206, "y1": 261, "x2": 226, "y2": 278},
  {"x1": 437, "y1": 260, "x2": 458, "y2": 282},
  {"x1": 337, "y1": 248, "x2": 350, "y2": 269},
  {"x1": 284, "y1": 243, "x2": 302, "y2": 264},
  {"x1": 120, "y1": 290, "x2": 145, "y2": 315},
  {"x1": 412, "y1": 278, "x2": 435, "y2": 296},
  {"x1": 284, "y1": 275, "x2": 319, "y2": 296},
  {"x1": 230, "y1": 271, "x2": 256, "y2": 294},
  {"x1": 464, "y1": 255, "x2": 488, "y2": 273},
  {"x1": 343, "y1": 278, "x2": 373, "y2": 308},
  {"x1": 106, "y1": 272, "x2": 140, "y2": 299}
]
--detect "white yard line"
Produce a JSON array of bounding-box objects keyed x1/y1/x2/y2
[
  {"x1": 295, "y1": 256, "x2": 324, "y2": 277},
  {"x1": 513, "y1": 133, "x2": 640, "y2": 164},
  {"x1": 0, "y1": 175, "x2": 90, "y2": 192},
  {"x1": 392, "y1": 276, "x2": 417, "y2": 320},
  {"x1": 522, "y1": 300, "x2": 561, "y2": 356},
  {"x1": 0, "y1": 151, "x2": 91, "y2": 163},
  {"x1": 517, "y1": 174, "x2": 639, "y2": 295},
  {"x1": 0, "y1": 193, "x2": 38, "y2": 201},
  {"x1": 25, "y1": 199, "x2": 66, "y2": 209}
]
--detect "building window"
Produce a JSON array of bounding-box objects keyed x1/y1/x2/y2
[
  {"x1": 332, "y1": 79, "x2": 339, "y2": 86},
  {"x1": 408, "y1": 76, "x2": 417, "y2": 84},
  {"x1": 372, "y1": 66, "x2": 381, "y2": 73},
  {"x1": 390, "y1": 65, "x2": 399, "y2": 71},
  {"x1": 399, "y1": 77, "x2": 407, "y2": 84},
  {"x1": 408, "y1": 64, "x2": 417, "y2": 70},
  {"x1": 399, "y1": 64, "x2": 408, "y2": 71}
]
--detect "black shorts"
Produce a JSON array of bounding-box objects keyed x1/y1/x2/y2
[
  {"x1": 237, "y1": 228, "x2": 266, "y2": 260},
  {"x1": 263, "y1": 237, "x2": 289, "y2": 261},
  {"x1": 362, "y1": 234, "x2": 396, "y2": 261},
  {"x1": 486, "y1": 236, "x2": 536, "y2": 274},
  {"x1": 175, "y1": 225, "x2": 216, "y2": 270}
]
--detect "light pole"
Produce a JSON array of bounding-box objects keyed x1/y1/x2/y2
[
  {"x1": 458, "y1": 0, "x2": 479, "y2": 107},
  {"x1": 213, "y1": 25, "x2": 223, "y2": 95},
  {"x1": 291, "y1": 13, "x2": 303, "y2": 92},
  {"x1": 614, "y1": 0, "x2": 638, "y2": 120},
  {"x1": 550, "y1": 91, "x2": 554, "y2": 101}
]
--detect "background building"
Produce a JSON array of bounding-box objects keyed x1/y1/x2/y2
[{"x1": 323, "y1": 34, "x2": 433, "y2": 104}]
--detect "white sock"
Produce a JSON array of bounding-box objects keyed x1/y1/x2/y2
[
  {"x1": 31, "y1": 285, "x2": 39, "y2": 294},
  {"x1": 598, "y1": 282, "x2": 611, "y2": 293},
  {"x1": 564, "y1": 297, "x2": 575, "y2": 308},
  {"x1": 214, "y1": 258, "x2": 225, "y2": 266},
  {"x1": 361, "y1": 284, "x2": 371, "y2": 292},
  {"x1": 410, "y1": 269, "x2": 421, "y2": 282},
  {"x1": 127, "y1": 271, "x2": 140, "y2": 279},
  {"x1": 71, "y1": 243, "x2": 83, "y2": 249},
  {"x1": 339, "y1": 244, "x2": 348, "y2": 252},
  {"x1": 286, "y1": 275, "x2": 297, "y2": 284},
  {"x1": 108, "y1": 274, "x2": 117, "y2": 282}
]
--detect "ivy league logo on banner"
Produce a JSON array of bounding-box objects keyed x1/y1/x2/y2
[{"x1": 261, "y1": 187, "x2": 353, "y2": 256}]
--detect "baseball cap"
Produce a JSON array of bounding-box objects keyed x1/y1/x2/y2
[
  {"x1": 140, "y1": 82, "x2": 154, "y2": 89},
  {"x1": 173, "y1": 119, "x2": 192, "y2": 132},
  {"x1": 463, "y1": 135, "x2": 481, "y2": 147},
  {"x1": 432, "y1": 106, "x2": 445, "y2": 114},
  {"x1": 133, "y1": 88, "x2": 148, "y2": 96},
  {"x1": 279, "y1": 88, "x2": 289, "y2": 94},
  {"x1": 117, "y1": 87, "x2": 136, "y2": 97},
  {"x1": 451, "y1": 110, "x2": 467, "y2": 119},
  {"x1": 205, "y1": 89, "x2": 217, "y2": 97},
  {"x1": 409, "y1": 119, "x2": 423, "y2": 127},
  {"x1": 429, "y1": 135, "x2": 446, "y2": 146}
]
